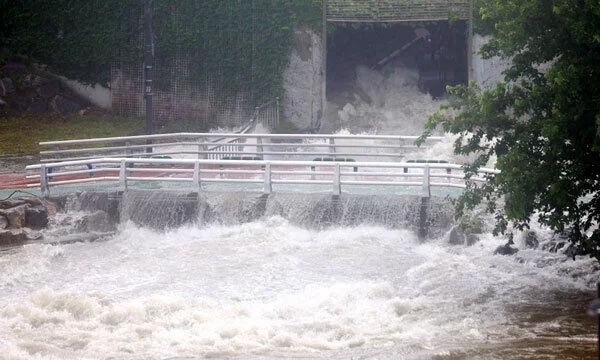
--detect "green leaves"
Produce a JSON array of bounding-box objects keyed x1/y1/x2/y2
[{"x1": 430, "y1": 1, "x2": 600, "y2": 259}]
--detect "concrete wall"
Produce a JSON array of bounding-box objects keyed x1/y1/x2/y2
[{"x1": 283, "y1": 27, "x2": 325, "y2": 132}]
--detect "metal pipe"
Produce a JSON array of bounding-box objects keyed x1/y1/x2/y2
[{"x1": 144, "y1": 0, "x2": 154, "y2": 147}]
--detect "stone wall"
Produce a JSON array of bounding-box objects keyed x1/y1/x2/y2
[{"x1": 0, "y1": 197, "x2": 51, "y2": 245}]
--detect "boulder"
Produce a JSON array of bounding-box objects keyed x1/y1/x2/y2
[
  {"x1": 27, "y1": 97, "x2": 48, "y2": 113},
  {"x1": 2, "y1": 62, "x2": 27, "y2": 75},
  {"x1": 466, "y1": 234, "x2": 480, "y2": 246},
  {"x1": 0, "y1": 229, "x2": 28, "y2": 245},
  {"x1": 25, "y1": 205, "x2": 49, "y2": 228},
  {"x1": 448, "y1": 226, "x2": 480, "y2": 246},
  {"x1": 523, "y1": 230, "x2": 539, "y2": 249},
  {"x1": 0, "y1": 204, "x2": 27, "y2": 228},
  {"x1": 0, "y1": 214, "x2": 7, "y2": 229},
  {"x1": 1, "y1": 199, "x2": 26, "y2": 208},
  {"x1": 35, "y1": 77, "x2": 61, "y2": 98},
  {"x1": 75, "y1": 210, "x2": 116, "y2": 233},
  {"x1": 50, "y1": 94, "x2": 82, "y2": 114},
  {"x1": 1, "y1": 77, "x2": 15, "y2": 95},
  {"x1": 11, "y1": 95, "x2": 32, "y2": 111},
  {"x1": 448, "y1": 226, "x2": 466, "y2": 245},
  {"x1": 494, "y1": 244, "x2": 519, "y2": 256}
]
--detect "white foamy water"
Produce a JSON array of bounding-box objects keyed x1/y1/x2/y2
[
  {"x1": 330, "y1": 66, "x2": 443, "y2": 136},
  {"x1": 0, "y1": 218, "x2": 597, "y2": 359}
]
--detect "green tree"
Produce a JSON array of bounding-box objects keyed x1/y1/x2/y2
[{"x1": 420, "y1": 0, "x2": 600, "y2": 257}]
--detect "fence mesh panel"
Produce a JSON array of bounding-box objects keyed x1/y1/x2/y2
[
  {"x1": 326, "y1": 0, "x2": 471, "y2": 22},
  {"x1": 111, "y1": 1, "x2": 278, "y2": 132}
]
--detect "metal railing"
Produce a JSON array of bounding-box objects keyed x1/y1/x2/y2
[
  {"x1": 38, "y1": 132, "x2": 444, "y2": 163},
  {"x1": 25, "y1": 157, "x2": 499, "y2": 197}
]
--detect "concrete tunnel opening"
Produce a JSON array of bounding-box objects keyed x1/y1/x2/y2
[{"x1": 326, "y1": 20, "x2": 469, "y2": 100}]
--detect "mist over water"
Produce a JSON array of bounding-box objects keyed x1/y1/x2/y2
[
  {"x1": 336, "y1": 66, "x2": 441, "y2": 135},
  {"x1": 1, "y1": 65, "x2": 598, "y2": 359}
]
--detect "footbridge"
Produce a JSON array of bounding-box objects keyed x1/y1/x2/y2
[{"x1": 25, "y1": 132, "x2": 498, "y2": 198}]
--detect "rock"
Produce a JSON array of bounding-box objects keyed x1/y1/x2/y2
[
  {"x1": 0, "y1": 229, "x2": 28, "y2": 245},
  {"x1": 26, "y1": 97, "x2": 48, "y2": 113},
  {"x1": 1, "y1": 77, "x2": 15, "y2": 94},
  {"x1": 21, "y1": 197, "x2": 44, "y2": 207},
  {"x1": 23, "y1": 228, "x2": 42, "y2": 240},
  {"x1": 0, "y1": 199, "x2": 26, "y2": 208},
  {"x1": 523, "y1": 230, "x2": 539, "y2": 249},
  {"x1": 11, "y1": 95, "x2": 32, "y2": 111},
  {"x1": 35, "y1": 77, "x2": 61, "y2": 98},
  {"x1": 448, "y1": 226, "x2": 466, "y2": 245},
  {"x1": 25, "y1": 205, "x2": 49, "y2": 228},
  {"x1": 565, "y1": 243, "x2": 586, "y2": 259},
  {"x1": 0, "y1": 214, "x2": 7, "y2": 229},
  {"x1": 2, "y1": 62, "x2": 27, "y2": 75},
  {"x1": 466, "y1": 234, "x2": 480, "y2": 246},
  {"x1": 494, "y1": 244, "x2": 519, "y2": 256},
  {"x1": 50, "y1": 95, "x2": 82, "y2": 113},
  {"x1": 0, "y1": 204, "x2": 27, "y2": 228},
  {"x1": 542, "y1": 240, "x2": 567, "y2": 253},
  {"x1": 448, "y1": 226, "x2": 480, "y2": 246},
  {"x1": 75, "y1": 210, "x2": 116, "y2": 233}
]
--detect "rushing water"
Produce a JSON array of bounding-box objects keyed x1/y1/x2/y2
[
  {"x1": 1, "y1": 64, "x2": 599, "y2": 359},
  {"x1": 0, "y1": 216, "x2": 598, "y2": 359}
]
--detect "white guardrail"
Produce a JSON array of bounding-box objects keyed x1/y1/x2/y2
[
  {"x1": 25, "y1": 157, "x2": 499, "y2": 197},
  {"x1": 36, "y1": 132, "x2": 444, "y2": 163},
  {"x1": 25, "y1": 132, "x2": 499, "y2": 197}
]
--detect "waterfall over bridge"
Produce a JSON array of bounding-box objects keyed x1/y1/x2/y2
[{"x1": 23, "y1": 131, "x2": 497, "y2": 238}]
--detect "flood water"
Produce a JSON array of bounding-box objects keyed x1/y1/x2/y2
[{"x1": 0, "y1": 215, "x2": 598, "y2": 359}]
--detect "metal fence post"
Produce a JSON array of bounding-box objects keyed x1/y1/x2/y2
[
  {"x1": 193, "y1": 161, "x2": 201, "y2": 189},
  {"x1": 422, "y1": 165, "x2": 430, "y2": 197},
  {"x1": 329, "y1": 137, "x2": 336, "y2": 156},
  {"x1": 264, "y1": 163, "x2": 272, "y2": 194},
  {"x1": 40, "y1": 164, "x2": 49, "y2": 197},
  {"x1": 257, "y1": 137, "x2": 264, "y2": 158},
  {"x1": 119, "y1": 159, "x2": 127, "y2": 190},
  {"x1": 333, "y1": 163, "x2": 341, "y2": 195}
]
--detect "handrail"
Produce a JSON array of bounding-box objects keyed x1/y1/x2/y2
[
  {"x1": 38, "y1": 132, "x2": 445, "y2": 163},
  {"x1": 25, "y1": 157, "x2": 499, "y2": 197}
]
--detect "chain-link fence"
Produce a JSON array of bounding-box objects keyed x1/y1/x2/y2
[
  {"x1": 326, "y1": 0, "x2": 471, "y2": 22},
  {"x1": 111, "y1": 1, "x2": 297, "y2": 133}
]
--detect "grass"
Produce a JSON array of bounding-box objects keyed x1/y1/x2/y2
[{"x1": 0, "y1": 113, "x2": 145, "y2": 155}]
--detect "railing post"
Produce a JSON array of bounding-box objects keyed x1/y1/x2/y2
[
  {"x1": 329, "y1": 137, "x2": 336, "y2": 156},
  {"x1": 119, "y1": 159, "x2": 128, "y2": 190},
  {"x1": 125, "y1": 141, "x2": 132, "y2": 157},
  {"x1": 40, "y1": 164, "x2": 49, "y2": 197},
  {"x1": 333, "y1": 163, "x2": 341, "y2": 195},
  {"x1": 193, "y1": 161, "x2": 201, "y2": 189},
  {"x1": 263, "y1": 163, "x2": 272, "y2": 194},
  {"x1": 257, "y1": 137, "x2": 264, "y2": 158},
  {"x1": 199, "y1": 137, "x2": 208, "y2": 159},
  {"x1": 422, "y1": 165, "x2": 430, "y2": 198},
  {"x1": 275, "y1": 97, "x2": 280, "y2": 130}
]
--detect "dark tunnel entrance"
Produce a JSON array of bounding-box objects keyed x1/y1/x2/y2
[{"x1": 326, "y1": 21, "x2": 469, "y2": 99}]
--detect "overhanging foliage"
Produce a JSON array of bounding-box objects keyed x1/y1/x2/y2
[{"x1": 420, "y1": 0, "x2": 600, "y2": 258}]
